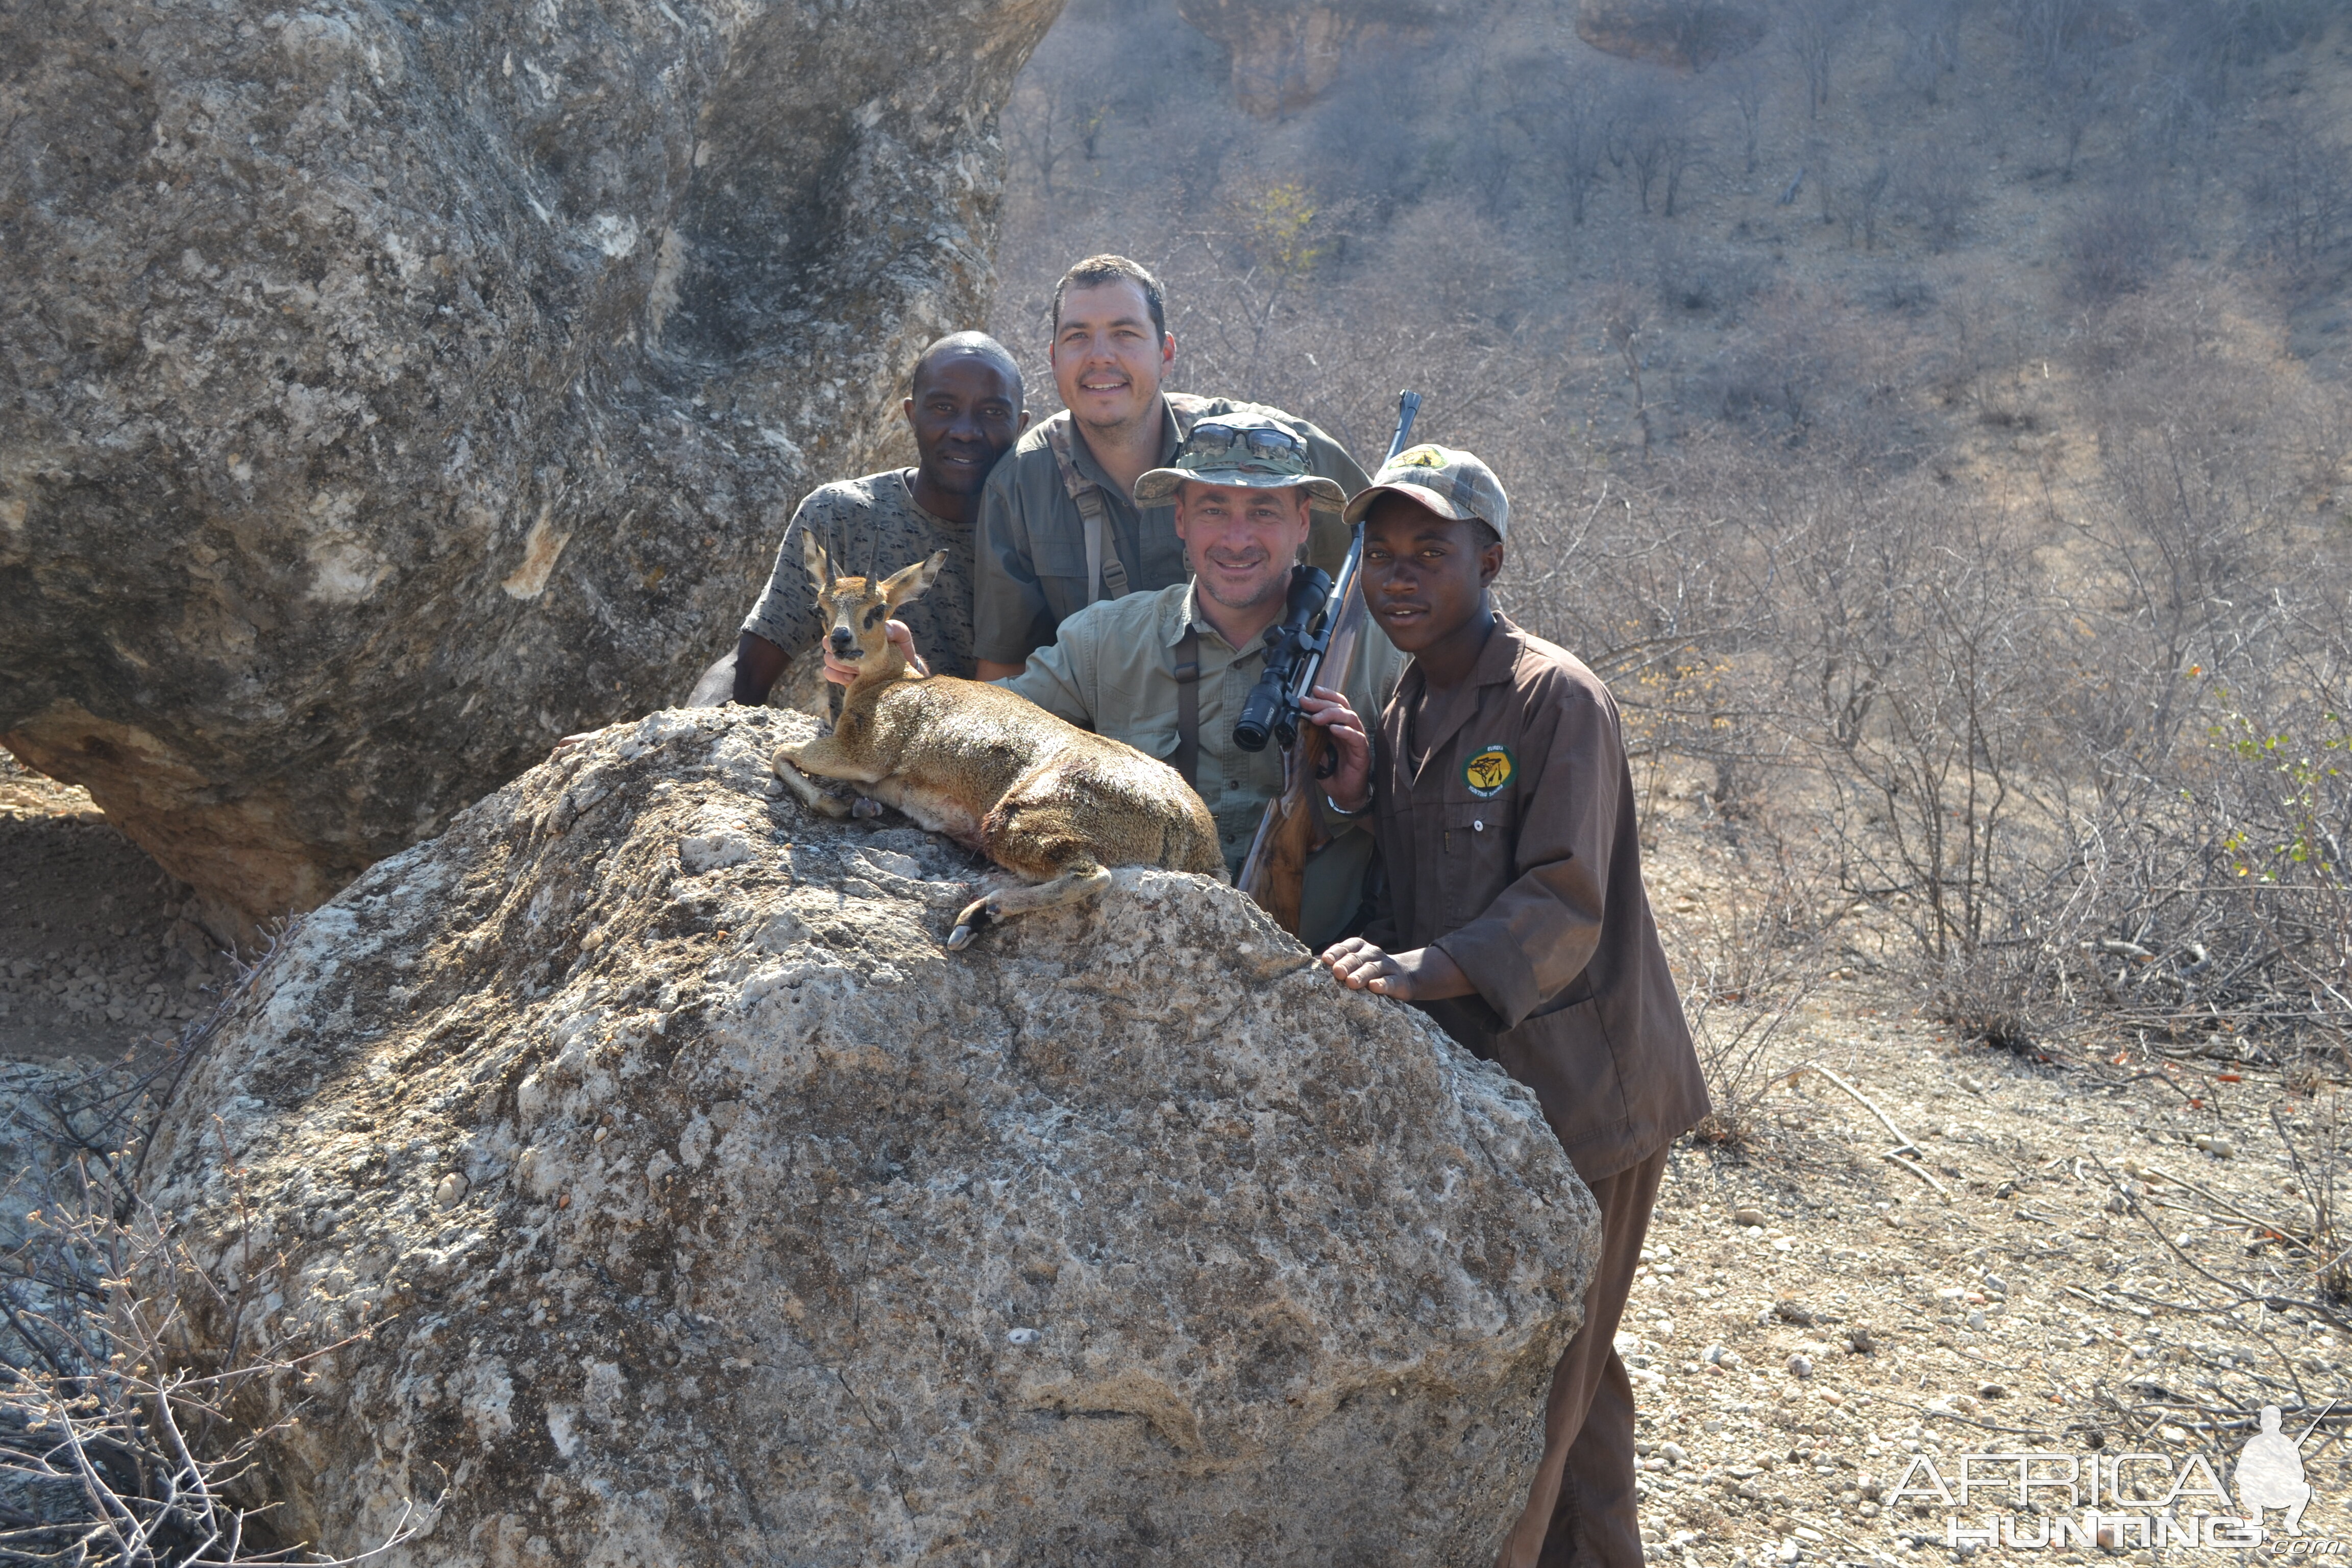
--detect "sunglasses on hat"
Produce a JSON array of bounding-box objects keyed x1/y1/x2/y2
[{"x1": 1183, "y1": 423, "x2": 1308, "y2": 464}]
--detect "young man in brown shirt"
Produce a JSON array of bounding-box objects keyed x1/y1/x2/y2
[{"x1": 1318, "y1": 446, "x2": 1710, "y2": 1568}]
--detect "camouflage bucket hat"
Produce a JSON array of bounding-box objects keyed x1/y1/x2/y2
[
  {"x1": 1132, "y1": 412, "x2": 1349, "y2": 518},
  {"x1": 1341, "y1": 443, "x2": 1511, "y2": 538}
]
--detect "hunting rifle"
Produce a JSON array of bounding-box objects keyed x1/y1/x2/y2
[{"x1": 1235, "y1": 389, "x2": 1422, "y2": 935}]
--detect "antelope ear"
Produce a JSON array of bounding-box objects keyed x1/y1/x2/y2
[
  {"x1": 882, "y1": 550, "x2": 947, "y2": 609},
  {"x1": 799, "y1": 529, "x2": 835, "y2": 595}
]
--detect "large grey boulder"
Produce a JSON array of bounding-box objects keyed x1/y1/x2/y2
[
  {"x1": 0, "y1": 0, "x2": 1061, "y2": 939},
  {"x1": 140, "y1": 705, "x2": 1597, "y2": 1565}
]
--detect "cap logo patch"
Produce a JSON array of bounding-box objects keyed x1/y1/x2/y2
[
  {"x1": 1462, "y1": 743, "x2": 1516, "y2": 798},
  {"x1": 1395, "y1": 445, "x2": 1448, "y2": 468}
]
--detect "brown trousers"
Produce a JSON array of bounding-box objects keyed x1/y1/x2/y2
[{"x1": 1496, "y1": 1144, "x2": 1669, "y2": 1568}]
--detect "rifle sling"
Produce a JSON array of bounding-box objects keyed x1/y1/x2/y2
[{"x1": 1173, "y1": 626, "x2": 1200, "y2": 790}]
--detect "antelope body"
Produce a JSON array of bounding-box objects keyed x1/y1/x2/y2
[{"x1": 771, "y1": 537, "x2": 1225, "y2": 948}]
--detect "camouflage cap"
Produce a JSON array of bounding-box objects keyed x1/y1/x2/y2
[
  {"x1": 1132, "y1": 412, "x2": 1348, "y2": 518},
  {"x1": 1341, "y1": 443, "x2": 1510, "y2": 538}
]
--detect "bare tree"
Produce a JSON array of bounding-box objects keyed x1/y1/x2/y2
[
  {"x1": 1897, "y1": 141, "x2": 1979, "y2": 250},
  {"x1": 2063, "y1": 169, "x2": 2168, "y2": 301},
  {"x1": 1538, "y1": 74, "x2": 1614, "y2": 225},
  {"x1": 1894, "y1": 0, "x2": 1966, "y2": 100},
  {"x1": 1657, "y1": 0, "x2": 1749, "y2": 72},
  {"x1": 1006, "y1": 76, "x2": 1075, "y2": 200},
  {"x1": 0, "y1": 1003, "x2": 433, "y2": 1563},
  {"x1": 1782, "y1": 0, "x2": 1853, "y2": 118},
  {"x1": 1725, "y1": 62, "x2": 1767, "y2": 174},
  {"x1": 1836, "y1": 158, "x2": 1893, "y2": 250},
  {"x1": 2001, "y1": 0, "x2": 2088, "y2": 77},
  {"x1": 2246, "y1": 108, "x2": 2352, "y2": 279},
  {"x1": 1609, "y1": 86, "x2": 1673, "y2": 215},
  {"x1": 1603, "y1": 283, "x2": 1655, "y2": 456},
  {"x1": 2047, "y1": 44, "x2": 2109, "y2": 178},
  {"x1": 1660, "y1": 101, "x2": 1708, "y2": 217}
]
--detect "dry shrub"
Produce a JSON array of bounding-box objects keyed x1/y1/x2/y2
[
  {"x1": 2272, "y1": 1099, "x2": 2352, "y2": 1308},
  {"x1": 2063, "y1": 174, "x2": 2170, "y2": 302},
  {"x1": 0, "y1": 951, "x2": 429, "y2": 1564},
  {"x1": 1670, "y1": 844, "x2": 1840, "y2": 1148}
]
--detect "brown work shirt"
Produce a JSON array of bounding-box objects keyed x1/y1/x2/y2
[
  {"x1": 1364, "y1": 615, "x2": 1708, "y2": 1183},
  {"x1": 972, "y1": 393, "x2": 1369, "y2": 666}
]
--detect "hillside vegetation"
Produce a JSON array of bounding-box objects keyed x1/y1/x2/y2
[
  {"x1": 982, "y1": 16, "x2": 2352, "y2": 1558},
  {"x1": 992, "y1": 0, "x2": 2352, "y2": 1075}
]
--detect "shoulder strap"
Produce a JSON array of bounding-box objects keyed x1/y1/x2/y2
[
  {"x1": 1173, "y1": 625, "x2": 1201, "y2": 789},
  {"x1": 1043, "y1": 412, "x2": 1130, "y2": 605}
]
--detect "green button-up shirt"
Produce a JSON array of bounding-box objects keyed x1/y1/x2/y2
[
  {"x1": 1002, "y1": 580, "x2": 1404, "y2": 945},
  {"x1": 973, "y1": 395, "x2": 1371, "y2": 667}
]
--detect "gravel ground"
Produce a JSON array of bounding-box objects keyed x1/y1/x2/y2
[{"x1": 1624, "y1": 967, "x2": 2351, "y2": 1568}]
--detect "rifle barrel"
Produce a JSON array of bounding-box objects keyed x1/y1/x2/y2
[
  {"x1": 1289, "y1": 391, "x2": 1416, "y2": 706},
  {"x1": 1384, "y1": 390, "x2": 1423, "y2": 464}
]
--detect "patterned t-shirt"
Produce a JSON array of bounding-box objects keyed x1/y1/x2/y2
[{"x1": 740, "y1": 470, "x2": 978, "y2": 712}]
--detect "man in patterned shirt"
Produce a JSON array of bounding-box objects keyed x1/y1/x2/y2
[{"x1": 722, "y1": 331, "x2": 1028, "y2": 709}]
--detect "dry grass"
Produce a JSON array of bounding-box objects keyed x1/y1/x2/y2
[{"x1": 0, "y1": 950, "x2": 426, "y2": 1565}]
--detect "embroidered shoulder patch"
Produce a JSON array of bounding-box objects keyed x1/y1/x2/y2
[{"x1": 1462, "y1": 743, "x2": 1517, "y2": 798}]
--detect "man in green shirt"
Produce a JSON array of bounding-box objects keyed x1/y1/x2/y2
[
  {"x1": 846, "y1": 413, "x2": 1400, "y2": 948},
  {"x1": 971, "y1": 254, "x2": 1368, "y2": 679}
]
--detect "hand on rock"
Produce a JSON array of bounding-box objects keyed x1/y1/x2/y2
[{"x1": 1318, "y1": 939, "x2": 1475, "y2": 1002}]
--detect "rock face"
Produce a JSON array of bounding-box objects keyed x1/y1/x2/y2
[
  {"x1": 140, "y1": 705, "x2": 1597, "y2": 1566},
  {"x1": 1573, "y1": 0, "x2": 1766, "y2": 68},
  {"x1": 0, "y1": 0, "x2": 1062, "y2": 940},
  {"x1": 1172, "y1": 0, "x2": 1462, "y2": 117}
]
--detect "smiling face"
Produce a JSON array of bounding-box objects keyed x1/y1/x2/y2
[
  {"x1": 905, "y1": 352, "x2": 1024, "y2": 501},
  {"x1": 1050, "y1": 279, "x2": 1172, "y2": 433},
  {"x1": 1172, "y1": 480, "x2": 1312, "y2": 617},
  {"x1": 1359, "y1": 492, "x2": 1504, "y2": 656}
]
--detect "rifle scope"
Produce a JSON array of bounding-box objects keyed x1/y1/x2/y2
[{"x1": 1232, "y1": 564, "x2": 1334, "y2": 753}]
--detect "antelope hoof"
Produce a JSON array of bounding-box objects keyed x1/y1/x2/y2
[
  {"x1": 850, "y1": 795, "x2": 885, "y2": 820},
  {"x1": 946, "y1": 897, "x2": 999, "y2": 951}
]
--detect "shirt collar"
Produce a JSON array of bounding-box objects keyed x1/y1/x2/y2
[
  {"x1": 1469, "y1": 611, "x2": 1524, "y2": 687},
  {"x1": 1396, "y1": 610, "x2": 1522, "y2": 703},
  {"x1": 895, "y1": 468, "x2": 959, "y2": 529},
  {"x1": 1065, "y1": 396, "x2": 1180, "y2": 502}
]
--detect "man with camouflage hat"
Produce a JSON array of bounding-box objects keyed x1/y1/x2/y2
[
  {"x1": 1318, "y1": 444, "x2": 1708, "y2": 1568},
  {"x1": 970, "y1": 253, "x2": 1368, "y2": 678},
  {"x1": 854, "y1": 411, "x2": 1400, "y2": 947}
]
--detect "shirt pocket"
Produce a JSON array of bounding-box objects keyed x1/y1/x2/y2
[
  {"x1": 1437, "y1": 798, "x2": 1518, "y2": 928},
  {"x1": 1031, "y1": 527, "x2": 1091, "y2": 584}
]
